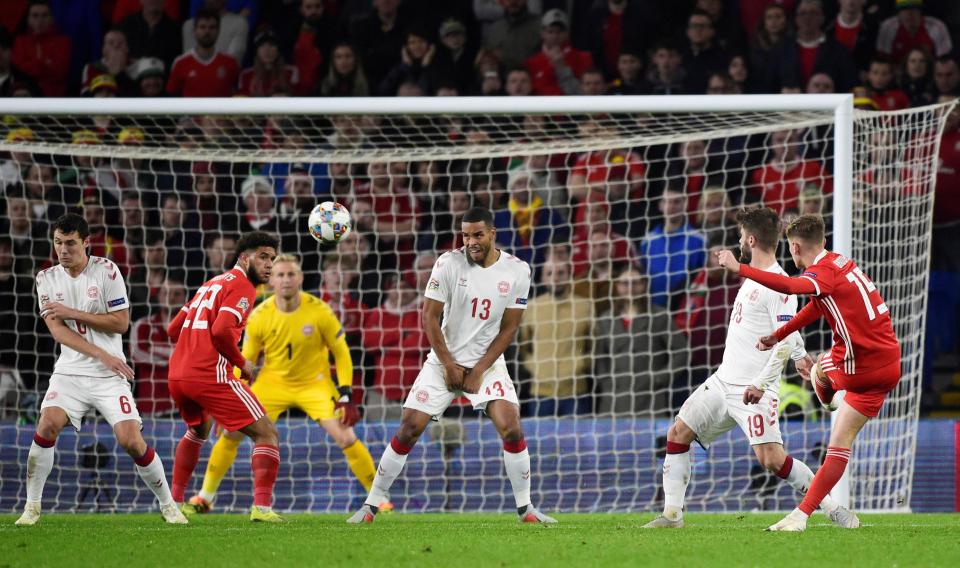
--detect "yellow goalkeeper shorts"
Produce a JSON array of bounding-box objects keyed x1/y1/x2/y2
[{"x1": 250, "y1": 378, "x2": 338, "y2": 422}]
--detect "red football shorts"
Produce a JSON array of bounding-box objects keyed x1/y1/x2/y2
[
  {"x1": 819, "y1": 356, "x2": 902, "y2": 418},
  {"x1": 168, "y1": 378, "x2": 266, "y2": 432}
]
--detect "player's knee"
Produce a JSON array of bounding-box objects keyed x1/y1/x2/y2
[
  {"x1": 667, "y1": 420, "x2": 695, "y2": 444},
  {"x1": 497, "y1": 421, "x2": 523, "y2": 443},
  {"x1": 758, "y1": 452, "x2": 784, "y2": 472},
  {"x1": 257, "y1": 421, "x2": 279, "y2": 446},
  {"x1": 396, "y1": 421, "x2": 425, "y2": 447},
  {"x1": 35, "y1": 418, "x2": 63, "y2": 441},
  {"x1": 117, "y1": 431, "x2": 147, "y2": 457}
]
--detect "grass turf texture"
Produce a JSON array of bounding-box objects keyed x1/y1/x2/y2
[{"x1": 1, "y1": 513, "x2": 959, "y2": 567}]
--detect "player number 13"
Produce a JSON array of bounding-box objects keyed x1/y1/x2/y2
[{"x1": 470, "y1": 297, "x2": 491, "y2": 320}]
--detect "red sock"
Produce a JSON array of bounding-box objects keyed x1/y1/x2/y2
[
  {"x1": 171, "y1": 430, "x2": 205, "y2": 503},
  {"x1": 251, "y1": 445, "x2": 280, "y2": 508},
  {"x1": 798, "y1": 446, "x2": 850, "y2": 515}
]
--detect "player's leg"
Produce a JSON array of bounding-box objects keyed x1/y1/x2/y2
[
  {"x1": 486, "y1": 399, "x2": 556, "y2": 523},
  {"x1": 15, "y1": 407, "x2": 69, "y2": 526},
  {"x1": 238, "y1": 415, "x2": 282, "y2": 521},
  {"x1": 658, "y1": 419, "x2": 697, "y2": 523},
  {"x1": 812, "y1": 353, "x2": 839, "y2": 409},
  {"x1": 168, "y1": 380, "x2": 213, "y2": 506},
  {"x1": 113, "y1": 418, "x2": 187, "y2": 524},
  {"x1": 318, "y1": 419, "x2": 376, "y2": 493}
]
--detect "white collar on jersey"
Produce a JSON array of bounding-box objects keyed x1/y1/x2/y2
[{"x1": 813, "y1": 249, "x2": 829, "y2": 265}]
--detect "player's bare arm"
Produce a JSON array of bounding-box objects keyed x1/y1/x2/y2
[
  {"x1": 462, "y1": 308, "x2": 523, "y2": 394},
  {"x1": 42, "y1": 314, "x2": 134, "y2": 379},
  {"x1": 41, "y1": 302, "x2": 129, "y2": 334},
  {"x1": 422, "y1": 297, "x2": 464, "y2": 391}
]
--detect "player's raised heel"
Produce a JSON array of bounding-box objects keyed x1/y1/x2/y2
[
  {"x1": 642, "y1": 515, "x2": 684, "y2": 529},
  {"x1": 14, "y1": 502, "x2": 41, "y2": 526},
  {"x1": 346, "y1": 504, "x2": 378, "y2": 524},
  {"x1": 161, "y1": 502, "x2": 189, "y2": 524},
  {"x1": 766, "y1": 508, "x2": 808, "y2": 532},
  {"x1": 181, "y1": 495, "x2": 213, "y2": 515},
  {"x1": 378, "y1": 500, "x2": 394, "y2": 513},
  {"x1": 518, "y1": 505, "x2": 557, "y2": 524},
  {"x1": 827, "y1": 505, "x2": 860, "y2": 529},
  {"x1": 249, "y1": 505, "x2": 283, "y2": 523}
]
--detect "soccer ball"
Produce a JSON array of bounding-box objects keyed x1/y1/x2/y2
[{"x1": 307, "y1": 201, "x2": 352, "y2": 245}]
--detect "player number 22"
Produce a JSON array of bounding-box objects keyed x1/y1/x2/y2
[
  {"x1": 187, "y1": 284, "x2": 223, "y2": 329},
  {"x1": 471, "y1": 297, "x2": 492, "y2": 320}
]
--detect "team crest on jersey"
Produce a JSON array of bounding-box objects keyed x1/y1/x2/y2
[
  {"x1": 87, "y1": 285, "x2": 99, "y2": 299},
  {"x1": 748, "y1": 289, "x2": 760, "y2": 302},
  {"x1": 236, "y1": 297, "x2": 250, "y2": 312},
  {"x1": 497, "y1": 281, "x2": 510, "y2": 296},
  {"x1": 416, "y1": 390, "x2": 429, "y2": 403},
  {"x1": 427, "y1": 278, "x2": 440, "y2": 291},
  {"x1": 302, "y1": 324, "x2": 314, "y2": 336}
]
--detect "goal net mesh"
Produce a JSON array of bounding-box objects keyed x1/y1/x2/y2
[{"x1": 0, "y1": 101, "x2": 951, "y2": 514}]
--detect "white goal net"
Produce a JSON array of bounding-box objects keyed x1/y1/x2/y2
[{"x1": 0, "y1": 96, "x2": 951, "y2": 514}]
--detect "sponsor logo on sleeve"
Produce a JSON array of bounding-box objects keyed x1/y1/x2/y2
[
  {"x1": 427, "y1": 278, "x2": 440, "y2": 291},
  {"x1": 236, "y1": 297, "x2": 250, "y2": 313},
  {"x1": 802, "y1": 272, "x2": 818, "y2": 279},
  {"x1": 515, "y1": 297, "x2": 527, "y2": 305},
  {"x1": 777, "y1": 315, "x2": 793, "y2": 322},
  {"x1": 107, "y1": 298, "x2": 126, "y2": 308}
]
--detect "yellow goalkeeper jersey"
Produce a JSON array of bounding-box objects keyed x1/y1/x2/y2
[{"x1": 240, "y1": 292, "x2": 353, "y2": 388}]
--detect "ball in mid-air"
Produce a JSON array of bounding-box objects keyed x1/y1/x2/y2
[{"x1": 308, "y1": 201, "x2": 352, "y2": 245}]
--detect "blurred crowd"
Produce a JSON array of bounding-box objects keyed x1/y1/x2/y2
[{"x1": 1, "y1": 0, "x2": 960, "y2": 418}]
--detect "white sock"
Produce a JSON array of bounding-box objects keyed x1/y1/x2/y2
[
  {"x1": 503, "y1": 447, "x2": 532, "y2": 509},
  {"x1": 198, "y1": 489, "x2": 216, "y2": 502},
  {"x1": 135, "y1": 451, "x2": 175, "y2": 507},
  {"x1": 782, "y1": 456, "x2": 839, "y2": 513},
  {"x1": 662, "y1": 450, "x2": 691, "y2": 519},
  {"x1": 366, "y1": 444, "x2": 407, "y2": 507},
  {"x1": 25, "y1": 441, "x2": 55, "y2": 504}
]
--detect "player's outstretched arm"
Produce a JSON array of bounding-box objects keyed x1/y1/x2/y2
[
  {"x1": 462, "y1": 308, "x2": 523, "y2": 394},
  {"x1": 41, "y1": 302, "x2": 129, "y2": 333},
  {"x1": 715, "y1": 250, "x2": 818, "y2": 295},
  {"x1": 42, "y1": 314, "x2": 134, "y2": 380},
  {"x1": 422, "y1": 298, "x2": 464, "y2": 390}
]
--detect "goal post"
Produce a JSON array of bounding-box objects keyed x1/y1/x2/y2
[{"x1": 0, "y1": 95, "x2": 951, "y2": 514}]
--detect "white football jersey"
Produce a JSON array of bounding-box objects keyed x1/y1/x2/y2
[
  {"x1": 36, "y1": 256, "x2": 130, "y2": 377},
  {"x1": 424, "y1": 247, "x2": 531, "y2": 368},
  {"x1": 714, "y1": 261, "x2": 806, "y2": 390}
]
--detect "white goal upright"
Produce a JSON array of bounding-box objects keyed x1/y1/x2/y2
[{"x1": 0, "y1": 95, "x2": 951, "y2": 514}]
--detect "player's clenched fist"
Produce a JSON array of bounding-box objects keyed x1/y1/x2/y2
[
  {"x1": 334, "y1": 386, "x2": 360, "y2": 427},
  {"x1": 755, "y1": 334, "x2": 777, "y2": 351},
  {"x1": 742, "y1": 385, "x2": 764, "y2": 405},
  {"x1": 443, "y1": 363, "x2": 465, "y2": 391},
  {"x1": 715, "y1": 249, "x2": 741, "y2": 273}
]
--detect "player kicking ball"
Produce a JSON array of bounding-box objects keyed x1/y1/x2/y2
[
  {"x1": 182, "y1": 254, "x2": 388, "y2": 514},
  {"x1": 717, "y1": 213, "x2": 901, "y2": 532},
  {"x1": 17, "y1": 214, "x2": 186, "y2": 526},
  {"x1": 347, "y1": 207, "x2": 556, "y2": 524},
  {"x1": 166, "y1": 232, "x2": 284, "y2": 523},
  {"x1": 644, "y1": 207, "x2": 858, "y2": 530}
]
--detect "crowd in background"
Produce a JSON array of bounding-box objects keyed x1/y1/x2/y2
[{"x1": 1, "y1": 0, "x2": 960, "y2": 419}]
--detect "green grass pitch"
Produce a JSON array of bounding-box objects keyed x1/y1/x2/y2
[{"x1": 2, "y1": 513, "x2": 959, "y2": 567}]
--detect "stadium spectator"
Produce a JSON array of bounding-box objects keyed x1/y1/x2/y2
[
  {"x1": 607, "y1": 49, "x2": 647, "y2": 95},
  {"x1": 750, "y1": 129, "x2": 832, "y2": 214},
  {"x1": 826, "y1": 0, "x2": 876, "y2": 73},
  {"x1": 481, "y1": 0, "x2": 541, "y2": 73},
  {"x1": 681, "y1": 9, "x2": 729, "y2": 94},
  {"x1": 202, "y1": 232, "x2": 236, "y2": 280},
  {"x1": 434, "y1": 18, "x2": 475, "y2": 95},
  {"x1": 412, "y1": 251, "x2": 437, "y2": 292},
  {"x1": 1, "y1": 188, "x2": 49, "y2": 277},
  {"x1": 127, "y1": 230, "x2": 168, "y2": 320},
  {"x1": 80, "y1": 28, "x2": 134, "y2": 96},
  {"x1": 120, "y1": 193, "x2": 147, "y2": 255},
  {"x1": 0, "y1": 27, "x2": 40, "y2": 97},
  {"x1": 128, "y1": 55, "x2": 166, "y2": 97},
  {"x1": 696, "y1": 187, "x2": 738, "y2": 247},
  {"x1": 277, "y1": 166, "x2": 322, "y2": 288},
  {"x1": 520, "y1": 259, "x2": 593, "y2": 416},
  {"x1": 583, "y1": 0, "x2": 643, "y2": 81},
  {"x1": 748, "y1": 3, "x2": 789, "y2": 82},
  {"x1": 82, "y1": 193, "x2": 129, "y2": 275},
  {"x1": 667, "y1": 139, "x2": 709, "y2": 214},
  {"x1": 640, "y1": 187, "x2": 706, "y2": 309},
  {"x1": 674, "y1": 245, "x2": 738, "y2": 380},
  {"x1": 12, "y1": 0, "x2": 71, "y2": 97},
  {"x1": 727, "y1": 54, "x2": 750, "y2": 93},
  {"x1": 350, "y1": 0, "x2": 407, "y2": 93},
  {"x1": 352, "y1": 161, "x2": 418, "y2": 272},
  {"x1": 158, "y1": 193, "x2": 204, "y2": 284},
  {"x1": 593, "y1": 267, "x2": 687, "y2": 415},
  {"x1": 902, "y1": 48, "x2": 936, "y2": 106},
  {"x1": 190, "y1": 161, "x2": 238, "y2": 233},
  {"x1": 120, "y1": 0, "x2": 181, "y2": 70},
  {"x1": 494, "y1": 170, "x2": 567, "y2": 268},
  {"x1": 525, "y1": 9, "x2": 592, "y2": 96},
  {"x1": 238, "y1": 30, "x2": 299, "y2": 97},
  {"x1": 320, "y1": 260, "x2": 366, "y2": 348},
  {"x1": 646, "y1": 41, "x2": 686, "y2": 95},
  {"x1": 112, "y1": 0, "x2": 179, "y2": 23},
  {"x1": 806, "y1": 72, "x2": 836, "y2": 93},
  {"x1": 863, "y1": 58, "x2": 910, "y2": 110},
  {"x1": 378, "y1": 26, "x2": 449, "y2": 97},
  {"x1": 876, "y1": 0, "x2": 952, "y2": 65},
  {"x1": 765, "y1": 0, "x2": 858, "y2": 94},
  {"x1": 166, "y1": 8, "x2": 239, "y2": 97},
  {"x1": 932, "y1": 96, "x2": 960, "y2": 272},
  {"x1": 23, "y1": 160, "x2": 68, "y2": 222},
  {"x1": 182, "y1": 0, "x2": 247, "y2": 63},
  {"x1": 318, "y1": 43, "x2": 370, "y2": 97},
  {"x1": 571, "y1": 201, "x2": 636, "y2": 277},
  {"x1": 572, "y1": 226, "x2": 638, "y2": 317},
  {"x1": 706, "y1": 71, "x2": 738, "y2": 94},
  {"x1": 130, "y1": 278, "x2": 185, "y2": 414},
  {"x1": 934, "y1": 55, "x2": 960, "y2": 96},
  {"x1": 520, "y1": 154, "x2": 566, "y2": 211},
  {"x1": 0, "y1": 233, "x2": 48, "y2": 392},
  {"x1": 361, "y1": 275, "x2": 428, "y2": 420},
  {"x1": 579, "y1": 68, "x2": 607, "y2": 96},
  {"x1": 504, "y1": 67, "x2": 532, "y2": 96},
  {"x1": 238, "y1": 174, "x2": 279, "y2": 234},
  {"x1": 282, "y1": 0, "x2": 339, "y2": 96}
]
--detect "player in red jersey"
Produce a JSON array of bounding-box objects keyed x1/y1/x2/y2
[
  {"x1": 166, "y1": 231, "x2": 283, "y2": 522},
  {"x1": 717, "y1": 214, "x2": 901, "y2": 531}
]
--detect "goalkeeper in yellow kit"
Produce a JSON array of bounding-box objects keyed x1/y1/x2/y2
[{"x1": 182, "y1": 254, "x2": 390, "y2": 513}]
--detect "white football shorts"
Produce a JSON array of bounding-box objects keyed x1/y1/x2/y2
[
  {"x1": 677, "y1": 374, "x2": 782, "y2": 447},
  {"x1": 403, "y1": 361, "x2": 519, "y2": 418},
  {"x1": 40, "y1": 373, "x2": 142, "y2": 430}
]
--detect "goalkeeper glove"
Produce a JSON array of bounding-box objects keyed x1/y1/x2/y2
[{"x1": 334, "y1": 385, "x2": 360, "y2": 427}]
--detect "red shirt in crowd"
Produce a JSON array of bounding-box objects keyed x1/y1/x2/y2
[
  {"x1": 12, "y1": 28, "x2": 71, "y2": 96},
  {"x1": 797, "y1": 42, "x2": 820, "y2": 88},
  {"x1": 751, "y1": 160, "x2": 832, "y2": 214},
  {"x1": 525, "y1": 44, "x2": 594, "y2": 96},
  {"x1": 362, "y1": 302, "x2": 430, "y2": 402},
  {"x1": 293, "y1": 29, "x2": 323, "y2": 95},
  {"x1": 675, "y1": 269, "x2": 740, "y2": 371},
  {"x1": 935, "y1": 129, "x2": 960, "y2": 225},
  {"x1": 876, "y1": 15, "x2": 953, "y2": 64},
  {"x1": 238, "y1": 65, "x2": 300, "y2": 96},
  {"x1": 167, "y1": 50, "x2": 239, "y2": 97},
  {"x1": 130, "y1": 311, "x2": 177, "y2": 413},
  {"x1": 869, "y1": 88, "x2": 910, "y2": 111},
  {"x1": 833, "y1": 17, "x2": 863, "y2": 51}
]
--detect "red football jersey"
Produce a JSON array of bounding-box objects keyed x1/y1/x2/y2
[
  {"x1": 751, "y1": 160, "x2": 833, "y2": 214},
  {"x1": 166, "y1": 51, "x2": 239, "y2": 97},
  {"x1": 794, "y1": 251, "x2": 900, "y2": 374},
  {"x1": 168, "y1": 267, "x2": 256, "y2": 381}
]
